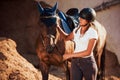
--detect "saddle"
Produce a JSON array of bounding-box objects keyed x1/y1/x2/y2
[{"x1": 58, "y1": 8, "x2": 79, "y2": 34}]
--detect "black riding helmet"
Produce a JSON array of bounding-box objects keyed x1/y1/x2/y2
[{"x1": 79, "y1": 8, "x2": 96, "y2": 22}]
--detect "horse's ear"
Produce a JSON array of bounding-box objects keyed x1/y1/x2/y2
[
  {"x1": 51, "y1": 2, "x2": 58, "y2": 13},
  {"x1": 37, "y1": 2, "x2": 44, "y2": 14}
]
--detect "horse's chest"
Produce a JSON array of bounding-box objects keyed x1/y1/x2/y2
[{"x1": 64, "y1": 41, "x2": 74, "y2": 54}]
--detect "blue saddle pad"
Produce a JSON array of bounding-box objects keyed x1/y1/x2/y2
[{"x1": 58, "y1": 11, "x2": 71, "y2": 34}]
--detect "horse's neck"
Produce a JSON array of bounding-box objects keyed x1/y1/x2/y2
[{"x1": 92, "y1": 20, "x2": 103, "y2": 30}]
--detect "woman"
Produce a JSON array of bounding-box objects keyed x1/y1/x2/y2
[{"x1": 57, "y1": 8, "x2": 98, "y2": 80}]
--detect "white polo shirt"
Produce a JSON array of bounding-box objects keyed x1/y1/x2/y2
[{"x1": 73, "y1": 27, "x2": 98, "y2": 58}]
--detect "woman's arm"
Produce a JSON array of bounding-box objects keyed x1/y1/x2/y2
[{"x1": 63, "y1": 38, "x2": 97, "y2": 60}]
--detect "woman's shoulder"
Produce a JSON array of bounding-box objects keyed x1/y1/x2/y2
[
  {"x1": 87, "y1": 27, "x2": 98, "y2": 39},
  {"x1": 88, "y1": 27, "x2": 97, "y2": 33}
]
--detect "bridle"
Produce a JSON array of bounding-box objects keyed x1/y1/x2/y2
[
  {"x1": 39, "y1": 30, "x2": 63, "y2": 56},
  {"x1": 39, "y1": 15, "x2": 62, "y2": 55},
  {"x1": 39, "y1": 31, "x2": 55, "y2": 49}
]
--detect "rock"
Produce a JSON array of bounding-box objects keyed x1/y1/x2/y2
[
  {"x1": 0, "y1": 38, "x2": 65, "y2": 80},
  {"x1": 0, "y1": 38, "x2": 41, "y2": 80}
]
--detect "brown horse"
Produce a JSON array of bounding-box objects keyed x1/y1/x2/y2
[
  {"x1": 35, "y1": 2, "x2": 74, "y2": 80},
  {"x1": 36, "y1": 1, "x2": 106, "y2": 80}
]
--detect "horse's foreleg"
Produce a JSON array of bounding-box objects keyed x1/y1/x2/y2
[
  {"x1": 95, "y1": 49, "x2": 102, "y2": 79},
  {"x1": 96, "y1": 48, "x2": 105, "y2": 80},
  {"x1": 39, "y1": 61, "x2": 50, "y2": 80},
  {"x1": 97, "y1": 51, "x2": 102, "y2": 70},
  {"x1": 62, "y1": 61, "x2": 70, "y2": 80}
]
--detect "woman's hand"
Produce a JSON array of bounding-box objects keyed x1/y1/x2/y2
[{"x1": 63, "y1": 54, "x2": 73, "y2": 61}]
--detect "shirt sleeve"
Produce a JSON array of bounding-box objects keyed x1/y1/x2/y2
[{"x1": 88, "y1": 28, "x2": 98, "y2": 40}]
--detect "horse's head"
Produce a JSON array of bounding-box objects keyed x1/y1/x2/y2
[{"x1": 37, "y1": 2, "x2": 61, "y2": 53}]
